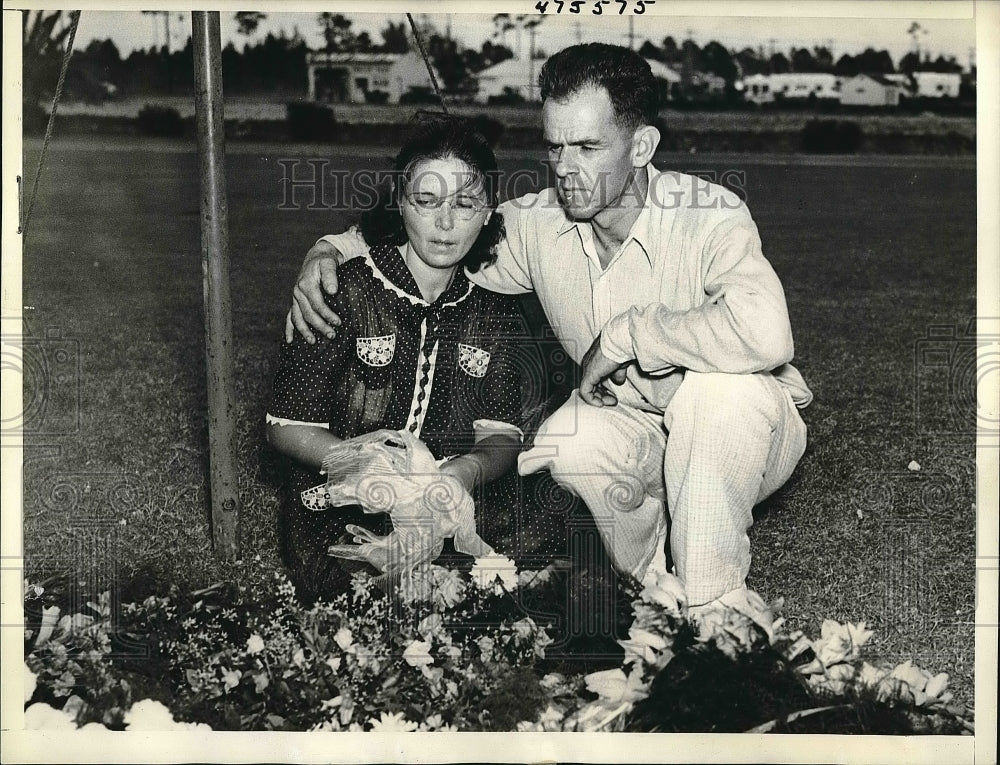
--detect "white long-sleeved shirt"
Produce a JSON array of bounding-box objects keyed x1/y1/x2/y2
[{"x1": 321, "y1": 165, "x2": 812, "y2": 414}]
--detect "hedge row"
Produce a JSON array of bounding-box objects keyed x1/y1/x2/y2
[{"x1": 25, "y1": 103, "x2": 976, "y2": 155}]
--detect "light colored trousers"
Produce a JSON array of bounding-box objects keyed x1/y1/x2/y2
[{"x1": 518, "y1": 371, "x2": 807, "y2": 606}]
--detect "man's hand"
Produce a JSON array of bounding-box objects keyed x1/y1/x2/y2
[
  {"x1": 579, "y1": 332, "x2": 631, "y2": 407},
  {"x1": 284, "y1": 240, "x2": 343, "y2": 344}
]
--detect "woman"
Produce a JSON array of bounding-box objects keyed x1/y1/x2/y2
[{"x1": 267, "y1": 120, "x2": 552, "y2": 602}]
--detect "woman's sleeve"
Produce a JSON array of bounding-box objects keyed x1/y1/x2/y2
[
  {"x1": 267, "y1": 290, "x2": 352, "y2": 428},
  {"x1": 471, "y1": 298, "x2": 538, "y2": 446}
]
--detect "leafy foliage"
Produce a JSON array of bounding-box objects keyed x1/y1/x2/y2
[{"x1": 23, "y1": 563, "x2": 974, "y2": 735}]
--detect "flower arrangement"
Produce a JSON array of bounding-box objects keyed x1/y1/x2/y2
[{"x1": 22, "y1": 557, "x2": 974, "y2": 734}]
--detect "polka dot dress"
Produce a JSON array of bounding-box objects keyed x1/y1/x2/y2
[{"x1": 268, "y1": 242, "x2": 566, "y2": 601}]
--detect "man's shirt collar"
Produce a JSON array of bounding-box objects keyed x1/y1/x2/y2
[{"x1": 553, "y1": 164, "x2": 657, "y2": 266}]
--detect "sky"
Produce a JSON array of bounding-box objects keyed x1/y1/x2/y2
[{"x1": 64, "y1": 2, "x2": 978, "y2": 70}]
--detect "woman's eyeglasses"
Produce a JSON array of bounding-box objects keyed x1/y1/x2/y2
[{"x1": 404, "y1": 192, "x2": 487, "y2": 220}]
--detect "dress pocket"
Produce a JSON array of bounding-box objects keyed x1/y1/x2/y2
[
  {"x1": 458, "y1": 343, "x2": 491, "y2": 378},
  {"x1": 356, "y1": 333, "x2": 396, "y2": 367}
]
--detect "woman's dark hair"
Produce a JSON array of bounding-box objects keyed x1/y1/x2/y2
[
  {"x1": 359, "y1": 118, "x2": 505, "y2": 273},
  {"x1": 539, "y1": 43, "x2": 658, "y2": 130}
]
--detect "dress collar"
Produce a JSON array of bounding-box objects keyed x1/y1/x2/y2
[{"x1": 366, "y1": 241, "x2": 474, "y2": 308}]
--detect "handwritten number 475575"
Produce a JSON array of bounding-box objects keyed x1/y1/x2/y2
[{"x1": 534, "y1": 0, "x2": 655, "y2": 14}]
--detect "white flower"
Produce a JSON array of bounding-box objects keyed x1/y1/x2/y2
[
  {"x1": 418, "y1": 613, "x2": 443, "y2": 639},
  {"x1": 35, "y1": 605, "x2": 61, "y2": 647},
  {"x1": 639, "y1": 570, "x2": 687, "y2": 613},
  {"x1": 124, "y1": 699, "x2": 212, "y2": 731},
  {"x1": 369, "y1": 711, "x2": 418, "y2": 732},
  {"x1": 540, "y1": 672, "x2": 565, "y2": 691},
  {"x1": 539, "y1": 704, "x2": 565, "y2": 730},
  {"x1": 470, "y1": 553, "x2": 519, "y2": 593},
  {"x1": 400, "y1": 565, "x2": 468, "y2": 608},
  {"x1": 292, "y1": 648, "x2": 306, "y2": 667},
  {"x1": 334, "y1": 627, "x2": 353, "y2": 651},
  {"x1": 24, "y1": 663, "x2": 37, "y2": 703},
  {"x1": 476, "y1": 636, "x2": 495, "y2": 657},
  {"x1": 252, "y1": 672, "x2": 270, "y2": 694},
  {"x1": 124, "y1": 699, "x2": 178, "y2": 730},
  {"x1": 402, "y1": 640, "x2": 434, "y2": 668},
  {"x1": 24, "y1": 703, "x2": 76, "y2": 730},
  {"x1": 619, "y1": 627, "x2": 670, "y2": 666},
  {"x1": 222, "y1": 669, "x2": 242, "y2": 692},
  {"x1": 811, "y1": 620, "x2": 872, "y2": 667},
  {"x1": 925, "y1": 672, "x2": 950, "y2": 700},
  {"x1": 246, "y1": 634, "x2": 265, "y2": 654},
  {"x1": 422, "y1": 713, "x2": 444, "y2": 730},
  {"x1": 24, "y1": 580, "x2": 44, "y2": 598},
  {"x1": 325, "y1": 656, "x2": 342, "y2": 673},
  {"x1": 856, "y1": 661, "x2": 888, "y2": 688},
  {"x1": 809, "y1": 662, "x2": 856, "y2": 695},
  {"x1": 888, "y1": 660, "x2": 943, "y2": 704},
  {"x1": 511, "y1": 617, "x2": 536, "y2": 642},
  {"x1": 583, "y1": 667, "x2": 648, "y2": 706}
]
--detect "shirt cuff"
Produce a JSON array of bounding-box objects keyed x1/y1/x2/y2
[
  {"x1": 472, "y1": 419, "x2": 524, "y2": 445},
  {"x1": 265, "y1": 413, "x2": 329, "y2": 429},
  {"x1": 317, "y1": 228, "x2": 365, "y2": 262},
  {"x1": 600, "y1": 311, "x2": 635, "y2": 365}
]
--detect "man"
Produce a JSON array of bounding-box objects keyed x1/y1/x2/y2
[{"x1": 285, "y1": 43, "x2": 812, "y2": 610}]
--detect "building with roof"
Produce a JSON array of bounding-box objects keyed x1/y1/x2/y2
[
  {"x1": 473, "y1": 57, "x2": 544, "y2": 103},
  {"x1": 472, "y1": 56, "x2": 682, "y2": 104},
  {"x1": 912, "y1": 71, "x2": 961, "y2": 98},
  {"x1": 740, "y1": 73, "x2": 842, "y2": 105},
  {"x1": 306, "y1": 51, "x2": 440, "y2": 104},
  {"x1": 840, "y1": 73, "x2": 906, "y2": 107}
]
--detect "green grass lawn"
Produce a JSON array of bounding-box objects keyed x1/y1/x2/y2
[{"x1": 19, "y1": 138, "x2": 977, "y2": 704}]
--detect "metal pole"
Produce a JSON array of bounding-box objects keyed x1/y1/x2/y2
[{"x1": 192, "y1": 11, "x2": 240, "y2": 559}]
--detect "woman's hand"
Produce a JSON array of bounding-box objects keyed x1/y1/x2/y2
[
  {"x1": 437, "y1": 454, "x2": 484, "y2": 495},
  {"x1": 284, "y1": 240, "x2": 344, "y2": 344}
]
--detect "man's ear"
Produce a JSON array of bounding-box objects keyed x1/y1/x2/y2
[{"x1": 632, "y1": 124, "x2": 661, "y2": 167}]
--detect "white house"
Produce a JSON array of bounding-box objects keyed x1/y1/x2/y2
[
  {"x1": 473, "y1": 57, "x2": 545, "y2": 102},
  {"x1": 912, "y1": 71, "x2": 961, "y2": 98},
  {"x1": 472, "y1": 56, "x2": 682, "y2": 104},
  {"x1": 741, "y1": 73, "x2": 842, "y2": 105},
  {"x1": 840, "y1": 73, "x2": 905, "y2": 107},
  {"x1": 306, "y1": 51, "x2": 440, "y2": 104}
]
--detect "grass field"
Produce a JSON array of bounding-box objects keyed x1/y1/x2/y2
[{"x1": 18, "y1": 137, "x2": 977, "y2": 704}]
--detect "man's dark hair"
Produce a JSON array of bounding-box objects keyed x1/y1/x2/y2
[
  {"x1": 538, "y1": 43, "x2": 659, "y2": 129},
  {"x1": 359, "y1": 118, "x2": 504, "y2": 273}
]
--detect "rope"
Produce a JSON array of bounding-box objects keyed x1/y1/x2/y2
[
  {"x1": 405, "y1": 13, "x2": 448, "y2": 115},
  {"x1": 22, "y1": 10, "x2": 82, "y2": 240}
]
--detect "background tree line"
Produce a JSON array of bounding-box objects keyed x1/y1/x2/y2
[{"x1": 24, "y1": 10, "x2": 970, "y2": 105}]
